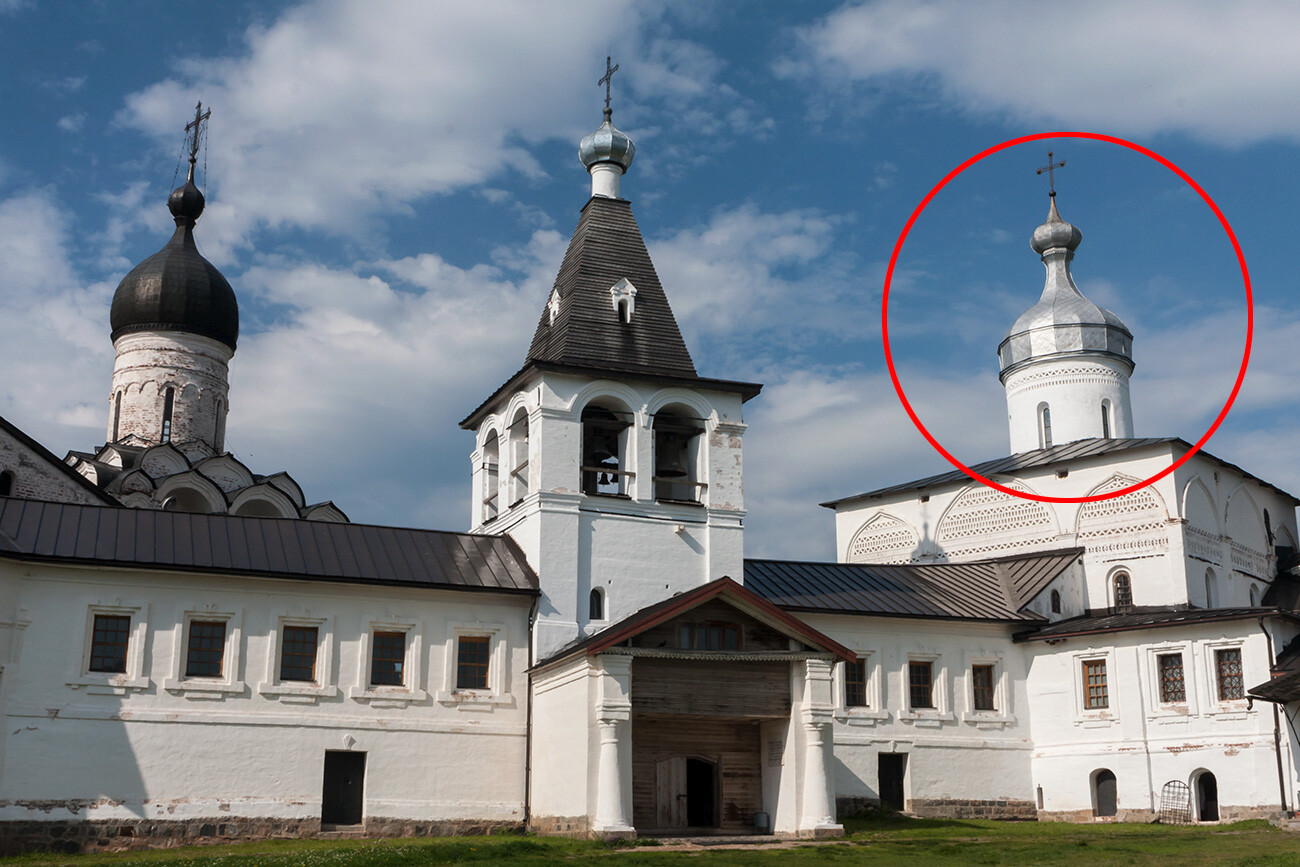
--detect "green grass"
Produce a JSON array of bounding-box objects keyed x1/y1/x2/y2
[{"x1": 2, "y1": 817, "x2": 1298, "y2": 866}]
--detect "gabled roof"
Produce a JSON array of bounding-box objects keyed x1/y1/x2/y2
[
  {"x1": 527, "y1": 196, "x2": 696, "y2": 379},
  {"x1": 0, "y1": 497, "x2": 536, "y2": 595},
  {"x1": 1015, "y1": 606, "x2": 1297, "y2": 642},
  {"x1": 821, "y1": 437, "x2": 1300, "y2": 507},
  {"x1": 0, "y1": 414, "x2": 117, "y2": 505},
  {"x1": 536, "y1": 576, "x2": 855, "y2": 669},
  {"x1": 744, "y1": 549, "x2": 1081, "y2": 623}
]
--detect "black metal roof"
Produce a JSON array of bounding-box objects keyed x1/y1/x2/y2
[
  {"x1": 820, "y1": 437, "x2": 1300, "y2": 507},
  {"x1": 110, "y1": 185, "x2": 239, "y2": 350},
  {"x1": 526, "y1": 196, "x2": 695, "y2": 379},
  {"x1": 1015, "y1": 606, "x2": 1295, "y2": 642},
  {"x1": 0, "y1": 497, "x2": 536, "y2": 594},
  {"x1": 1249, "y1": 668, "x2": 1300, "y2": 703},
  {"x1": 744, "y1": 549, "x2": 1080, "y2": 622}
]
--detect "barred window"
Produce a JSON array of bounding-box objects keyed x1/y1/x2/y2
[
  {"x1": 845, "y1": 658, "x2": 867, "y2": 708},
  {"x1": 89, "y1": 614, "x2": 131, "y2": 673},
  {"x1": 972, "y1": 664, "x2": 996, "y2": 711},
  {"x1": 1113, "y1": 572, "x2": 1132, "y2": 611},
  {"x1": 279, "y1": 625, "x2": 318, "y2": 683},
  {"x1": 1083, "y1": 659, "x2": 1108, "y2": 709},
  {"x1": 909, "y1": 660, "x2": 934, "y2": 709},
  {"x1": 1157, "y1": 653, "x2": 1186, "y2": 703},
  {"x1": 1215, "y1": 648, "x2": 1244, "y2": 701},
  {"x1": 370, "y1": 631, "x2": 406, "y2": 686},
  {"x1": 185, "y1": 620, "x2": 226, "y2": 678},
  {"x1": 456, "y1": 636, "x2": 490, "y2": 690}
]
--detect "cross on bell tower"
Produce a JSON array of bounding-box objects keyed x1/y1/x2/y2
[
  {"x1": 183, "y1": 101, "x2": 211, "y2": 182},
  {"x1": 1036, "y1": 150, "x2": 1065, "y2": 197},
  {"x1": 598, "y1": 56, "x2": 619, "y2": 116}
]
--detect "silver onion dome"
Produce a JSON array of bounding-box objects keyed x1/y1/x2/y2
[
  {"x1": 579, "y1": 108, "x2": 635, "y2": 172},
  {"x1": 997, "y1": 197, "x2": 1132, "y2": 380}
]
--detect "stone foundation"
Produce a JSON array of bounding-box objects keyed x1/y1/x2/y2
[
  {"x1": 528, "y1": 815, "x2": 591, "y2": 837},
  {"x1": 0, "y1": 817, "x2": 525, "y2": 855},
  {"x1": 1038, "y1": 804, "x2": 1280, "y2": 824},
  {"x1": 909, "y1": 798, "x2": 1038, "y2": 820}
]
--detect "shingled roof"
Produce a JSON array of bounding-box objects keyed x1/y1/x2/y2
[
  {"x1": 0, "y1": 497, "x2": 537, "y2": 594},
  {"x1": 744, "y1": 549, "x2": 1080, "y2": 622},
  {"x1": 527, "y1": 196, "x2": 696, "y2": 378}
]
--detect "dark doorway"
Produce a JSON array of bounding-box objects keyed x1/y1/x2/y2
[
  {"x1": 1197, "y1": 772, "x2": 1219, "y2": 821},
  {"x1": 1094, "y1": 769, "x2": 1117, "y2": 817},
  {"x1": 686, "y1": 758, "x2": 718, "y2": 827},
  {"x1": 322, "y1": 751, "x2": 365, "y2": 825},
  {"x1": 879, "y1": 753, "x2": 906, "y2": 811}
]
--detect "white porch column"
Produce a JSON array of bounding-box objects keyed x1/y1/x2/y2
[
  {"x1": 592, "y1": 654, "x2": 634, "y2": 837},
  {"x1": 799, "y1": 658, "x2": 844, "y2": 837}
]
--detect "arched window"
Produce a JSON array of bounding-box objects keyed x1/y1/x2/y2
[
  {"x1": 1093, "y1": 769, "x2": 1117, "y2": 817},
  {"x1": 1204, "y1": 567, "x2": 1219, "y2": 608},
  {"x1": 653, "y1": 408, "x2": 705, "y2": 504},
  {"x1": 589, "y1": 587, "x2": 605, "y2": 621},
  {"x1": 161, "y1": 386, "x2": 175, "y2": 443},
  {"x1": 1039, "y1": 403, "x2": 1053, "y2": 449},
  {"x1": 214, "y1": 399, "x2": 226, "y2": 452},
  {"x1": 112, "y1": 391, "x2": 122, "y2": 442},
  {"x1": 1050, "y1": 589, "x2": 1061, "y2": 614},
  {"x1": 0, "y1": 470, "x2": 13, "y2": 497},
  {"x1": 508, "y1": 410, "x2": 530, "y2": 506},
  {"x1": 1100, "y1": 400, "x2": 1112, "y2": 439},
  {"x1": 481, "y1": 431, "x2": 500, "y2": 523},
  {"x1": 581, "y1": 404, "x2": 631, "y2": 496},
  {"x1": 1113, "y1": 572, "x2": 1133, "y2": 612}
]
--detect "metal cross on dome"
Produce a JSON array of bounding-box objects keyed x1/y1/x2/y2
[
  {"x1": 599, "y1": 56, "x2": 620, "y2": 113},
  {"x1": 1036, "y1": 150, "x2": 1065, "y2": 197},
  {"x1": 185, "y1": 101, "x2": 211, "y2": 166}
]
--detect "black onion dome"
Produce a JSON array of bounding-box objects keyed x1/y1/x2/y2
[{"x1": 110, "y1": 179, "x2": 238, "y2": 350}]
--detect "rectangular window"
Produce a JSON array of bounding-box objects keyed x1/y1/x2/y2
[
  {"x1": 908, "y1": 660, "x2": 934, "y2": 709},
  {"x1": 1083, "y1": 659, "x2": 1108, "y2": 709},
  {"x1": 1157, "y1": 653, "x2": 1186, "y2": 703},
  {"x1": 1216, "y1": 648, "x2": 1244, "y2": 701},
  {"x1": 89, "y1": 614, "x2": 131, "y2": 673},
  {"x1": 456, "y1": 636, "x2": 490, "y2": 689},
  {"x1": 677, "y1": 622, "x2": 740, "y2": 651},
  {"x1": 370, "y1": 631, "x2": 406, "y2": 686},
  {"x1": 279, "y1": 625, "x2": 319, "y2": 683},
  {"x1": 185, "y1": 620, "x2": 227, "y2": 678},
  {"x1": 971, "y1": 664, "x2": 996, "y2": 711},
  {"x1": 845, "y1": 658, "x2": 867, "y2": 708}
]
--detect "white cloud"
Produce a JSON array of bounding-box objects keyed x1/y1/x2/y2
[
  {"x1": 57, "y1": 113, "x2": 86, "y2": 133},
  {"x1": 791, "y1": 0, "x2": 1300, "y2": 145}
]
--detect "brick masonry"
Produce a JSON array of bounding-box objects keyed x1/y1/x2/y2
[
  {"x1": 109, "y1": 331, "x2": 232, "y2": 452},
  {"x1": 837, "y1": 796, "x2": 1037, "y2": 820}
]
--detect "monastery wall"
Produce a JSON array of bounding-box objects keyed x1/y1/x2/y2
[
  {"x1": 0, "y1": 563, "x2": 531, "y2": 832},
  {"x1": 0, "y1": 429, "x2": 106, "y2": 506}
]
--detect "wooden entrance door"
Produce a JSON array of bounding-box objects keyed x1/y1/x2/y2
[
  {"x1": 878, "y1": 753, "x2": 906, "y2": 811},
  {"x1": 322, "y1": 751, "x2": 365, "y2": 825},
  {"x1": 655, "y1": 757, "x2": 687, "y2": 828}
]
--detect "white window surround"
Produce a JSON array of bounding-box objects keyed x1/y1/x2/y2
[
  {"x1": 898, "y1": 653, "x2": 953, "y2": 723},
  {"x1": 257, "y1": 614, "x2": 338, "y2": 702},
  {"x1": 1201, "y1": 639, "x2": 1251, "y2": 717},
  {"x1": 832, "y1": 651, "x2": 888, "y2": 725},
  {"x1": 349, "y1": 619, "x2": 427, "y2": 707},
  {"x1": 437, "y1": 621, "x2": 513, "y2": 710},
  {"x1": 162, "y1": 607, "x2": 244, "y2": 698},
  {"x1": 961, "y1": 654, "x2": 1015, "y2": 726},
  {"x1": 1143, "y1": 642, "x2": 1197, "y2": 718},
  {"x1": 68, "y1": 602, "x2": 150, "y2": 694},
  {"x1": 1071, "y1": 649, "x2": 1118, "y2": 726}
]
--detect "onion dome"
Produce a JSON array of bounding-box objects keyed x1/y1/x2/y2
[
  {"x1": 998, "y1": 197, "x2": 1132, "y2": 380},
  {"x1": 579, "y1": 108, "x2": 636, "y2": 173},
  {"x1": 110, "y1": 169, "x2": 238, "y2": 351}
]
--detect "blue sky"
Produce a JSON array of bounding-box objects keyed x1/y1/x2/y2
[{"x1": 1, "y1": 0, "x2": 1297, "y2": 559}]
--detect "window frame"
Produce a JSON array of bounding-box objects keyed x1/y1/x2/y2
[
  {"x1": 163, "y1": 608, "x2": 244, "y2": 696},
  {"x1": 437, "y1": 621, "x2": 511, "y2": 710},
  {"x1": 833, "y1": 651, "x2": 887, "y2": 723},
  {"x1": 258, "y1": 614, "x2": 338, "y2": 701},
  {"x1": 1213, "y1": 647, "x2": 1245, "y2": 702},
  {"x1": 1156, "y1": 651, "x2": 1187, "y2": 705},
  {"x1": 349, "y1": 618, "x2": 426, "y2": 706},
  {"x1": 971, "y1": 664, "x2": 996, "y2": 712},
  {"x1": 455, "y1": 635, "x2": 491, "y2": 690},
  {"x1": 1082, "y1": 658, "x2": 1109, "y2": 710},
  {"x1": 70, "y1": 602, "x2": 150, "y2": 693}
]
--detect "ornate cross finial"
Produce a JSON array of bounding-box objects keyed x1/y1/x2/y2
[
  {"x1": 598, "y1": 56, "x2": 620, "y2": 115},
  {"x1": 183, "y1": 101, "x2": 211, "y2": 181},
  {"x1": 1036, "y1": 150, "x2": 1065, "y2": 197}
]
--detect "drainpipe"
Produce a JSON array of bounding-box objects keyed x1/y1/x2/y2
[
  {"x1": 1258, "y1": 617, "x2": 1290, "y2": 816},
  {"x1": 523, "y1": 593, "x2": 540, "y2": 828}
]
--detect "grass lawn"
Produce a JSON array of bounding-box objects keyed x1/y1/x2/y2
[{"x1": 1, "y1": 816, "x2": 1298, "y2": 866}]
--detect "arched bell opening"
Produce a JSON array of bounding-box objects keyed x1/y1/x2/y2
[
  {"x1": 652, "y1": 406, "x2": 705, "y2": 505},
  {"x1": 507, "y1": 409, "x2": 530, "y2": 507},
  {"x1": 481, "y1": 430, "x2": 500, "y2": 523},
  {"x1": 581, "y1": 403, "x2": 633, "y2": 497}
]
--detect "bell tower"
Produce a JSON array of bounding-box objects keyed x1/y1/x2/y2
[
  {"x1": 998, "y1": 163, "x2": 1134, "y2": 454},
  {"x1": 461, "y1": 65, "x2": 761, "y2": 659}
]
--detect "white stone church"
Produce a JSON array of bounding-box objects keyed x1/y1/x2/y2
[{"x1": 0, "y1": 97, "x2": 1297, "y2": 850}]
